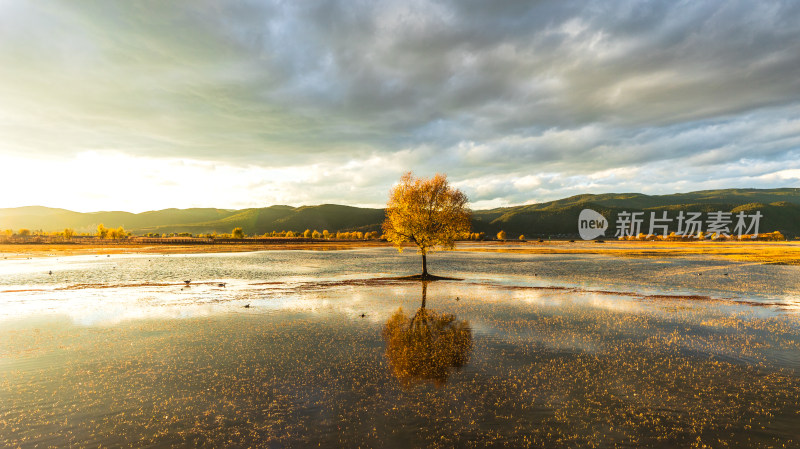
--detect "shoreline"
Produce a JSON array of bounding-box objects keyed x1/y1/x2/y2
[
  {"x1": 1, "y1": 239, "x2": 799, "y2": 264},
  {"x1": 0, "y1": 240, "x2": 396, "y2": 259}
]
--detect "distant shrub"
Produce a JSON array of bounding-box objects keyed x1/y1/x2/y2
[
  {"x1": 96, "y1": 224, "x2": 109, "y2": 239},
  {"x1": 107, "y1": 226, "x2": 128, "y2": 239},
  {"x1": 760, "y1": 231, "x2": 786, "y2": 241}
]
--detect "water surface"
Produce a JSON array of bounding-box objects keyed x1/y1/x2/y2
[{"x1": 1, "y1": 247, "x2": 798, "y2": 447}]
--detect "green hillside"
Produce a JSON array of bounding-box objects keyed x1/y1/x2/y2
[
  {"x1": 472, "y1": 188, "x2": 800, "y2": 237},
  {"x1": 1, "y1": 188, "x2": 798, "y2": 237},
  {"x1": 133, "y1": 205, "x2": 384, "y2": 235}
]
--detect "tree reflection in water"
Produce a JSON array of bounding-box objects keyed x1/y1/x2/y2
[{"x1": 383, "y1": 282, "x2": 473, "y2": 386}]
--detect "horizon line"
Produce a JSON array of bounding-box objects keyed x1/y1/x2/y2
[{"x1": 2, "y1": 186, "x2": 798, "y2": 215}]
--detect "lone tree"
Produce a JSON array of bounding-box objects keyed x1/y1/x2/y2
[{"x1": 383, "y1": 172, "x2": 471, "y2": 278}]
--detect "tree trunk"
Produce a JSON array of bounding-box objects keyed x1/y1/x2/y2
[{"x1": 421, "y1": 253, "x2": 428, "y2": 277}]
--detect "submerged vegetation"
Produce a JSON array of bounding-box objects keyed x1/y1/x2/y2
[{"x1": 1, "y1": 273, "x2": 797, "y2": 448}]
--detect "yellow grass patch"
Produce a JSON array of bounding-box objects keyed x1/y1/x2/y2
[
  {"x1": 0, "y1": 241, "x2": 396, "y2": 259},
  {"x1": 455, "y1": 240, "x2": 800, "y2": 265}
]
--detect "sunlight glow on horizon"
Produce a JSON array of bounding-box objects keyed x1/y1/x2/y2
[{"x1": 1, "y1": 152, "x2": 357, "y2": 213}]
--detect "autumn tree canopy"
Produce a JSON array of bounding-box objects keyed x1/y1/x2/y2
[
  {"x1": 96, "y1": 223, "x2": 109, "y2": 239},
  {"x1": 382, "y1": 172, "x2": 471, "y2": 277}
]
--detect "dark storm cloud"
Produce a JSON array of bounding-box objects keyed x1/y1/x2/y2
[{"x1": 1, "y1": 0, "x2": 799, "y2": 208}]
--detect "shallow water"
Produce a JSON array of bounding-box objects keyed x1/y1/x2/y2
[{"x1": 1, "y1": 247, "x2": 799, "y2": 447}]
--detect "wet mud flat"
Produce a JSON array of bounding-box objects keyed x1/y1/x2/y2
[{"x1": 1, "y1": 281, "x2": 798, "y2": 448}]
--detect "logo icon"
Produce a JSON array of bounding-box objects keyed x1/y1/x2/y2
[{"x1": 578, "y1": 209, "x2": 608, "y2": 240}]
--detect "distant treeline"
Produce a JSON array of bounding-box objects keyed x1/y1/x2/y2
[{"x1": 0, "y1": 224, "x2": 488, "y2": 243}]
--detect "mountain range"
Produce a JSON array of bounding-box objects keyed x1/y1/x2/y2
[{"x1": 2, "y1": 188, "x2": 799, "y2": 238}]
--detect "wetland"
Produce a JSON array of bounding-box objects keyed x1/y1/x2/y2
[{"x1": 1, "y1": 245, "x2": 799, "y2": 447}]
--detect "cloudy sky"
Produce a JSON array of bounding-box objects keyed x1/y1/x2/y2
[{"x1": 1, "y1": 0, "x2": 799, "y2": 212}]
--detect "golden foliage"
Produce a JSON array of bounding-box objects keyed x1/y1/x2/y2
[
  {"x1": 96, "y1": 224, "x2": 109, "y2": 239},
  {"x1": 757, "y1": 231, "x2": 786, "y2": 241},
  {"x1": 618, "y1": 230, "x2": 788, "y2": 242},
  {"x1": 95, "y1": 224, "x2": 128, "y2": 239},
  {"x1": 108, "y1": 226, "x2": 128, "y2": 239},
  {"x1": 382, "y1": 172, "x2": 470, "y2": 255}
]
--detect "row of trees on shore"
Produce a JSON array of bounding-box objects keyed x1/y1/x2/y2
[
  {"x1": 1, "y1": 226, "x2": 787, "y2": 242},
  {"x1": 1, "y1": 224, "x2": 486, "y2": 243},
  {"x1": 1, "y1": 224, "x2": 130, "y2": 241},
  {"x1": 0, "y1": 226, "x2": 387, "y2": 241},
  {"x1": 616, "y1": 231, "x2": 786, "y2": 241},
  {"x1": 492, "y1": 230, "x2": 788, "y2": 241},
  {"x1": 153, "y1": 229, "x2": 385, "y2": 240}
]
